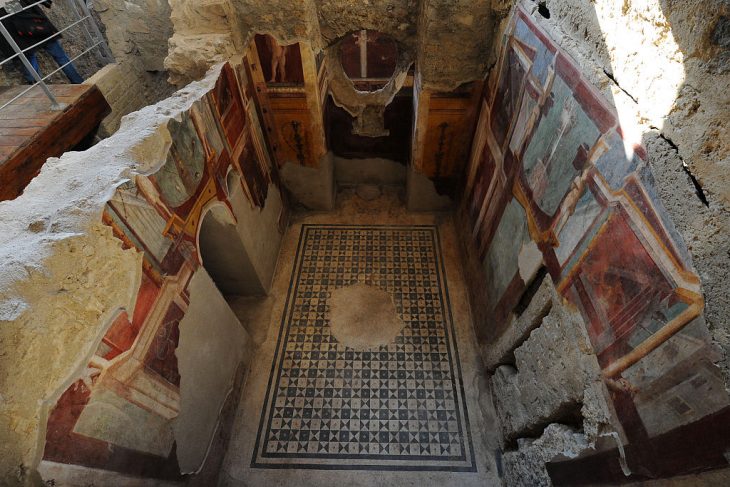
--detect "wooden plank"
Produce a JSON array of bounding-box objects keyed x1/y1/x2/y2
[
  {"x1": 0, "y1": 147, "x2": 14, "y2": 159},
  {"x1": 0, "y1": 89, "x2": 88, "y2": 117},
  {"x1": 0, "y1": 87, "x2": 25, "y2": 104},
  {"x1": 0, "y1": 109, "x2": 57, "y2": 120},
  {"x1": 0, "y1": 84, "x2": 87, "y2": 103},
  {"x1": 0, "y1": 135, "x2": 36, "y2": 146},
  {"x1": 32, "y1": 85, "x2": 86, "y2": 98},
  {"x1": 0, "y1": 101, "x2": 55, "y2": 112},
  {"x1": 0, "y1": 85, "x2": 111, "y2": 201},
  {"x1": 0, "y1": 119, "x2": 55, "y2": 128},
  {"x1": 0, "y1": 127, "x2": 41, "y2": 137}
]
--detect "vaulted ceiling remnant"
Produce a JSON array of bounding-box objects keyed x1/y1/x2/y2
[
  {"x1": 313, "y1": 0, "x2": 420, "y2": 126},
  {"x1": 166, "y1": 0, "x2": 513, "y2": 96}
]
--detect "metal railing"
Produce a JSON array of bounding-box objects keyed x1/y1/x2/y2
[{"x1": 0, "y1": 0, "x2": 113, "y2": 110}]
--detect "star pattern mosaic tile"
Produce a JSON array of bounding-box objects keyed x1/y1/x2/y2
[{"x1": 252, "y1": 225, "x2": 475, "y2": 471}]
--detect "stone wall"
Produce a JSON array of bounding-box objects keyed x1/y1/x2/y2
[
  {"x1": 0, "y1": 221, "x2": 142, "y2": 486},
  {"x1": 163, "y1": 1, "x2": 519, "y2": 212},
  {"x1": 164, "y1": 0, "x2": 507, "y2": 90},
  {"x1": 84, "y1": 63, "x2": 170, "y2": 136},
  {"x1": 486, "y1": 278, "x2": 616, "y2": 486},
  {"x1": 94, "y1": 0, "x2": 172, "y2": 72},
  {"x1": 491, "y1": 295, "x2": 597, "y2": 443},
  {"x1": 459, "y1": 1, "x2": 730, "y2": 483},
  {"x1": 91, "y1": 0, "x2": 175, "y2": 135},
  {"x1": 166, "y1": 0, "x2": 244, "y2": 86}
]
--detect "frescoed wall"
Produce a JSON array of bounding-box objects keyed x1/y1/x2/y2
[
  {"x1": 408, "y1": 79, "x2": 483, "y2": 209},
  {"x1": 461, "y1": 6, "x2": 730, "y2": 479},
  {"x1": 416, "y1": 88, "x2": 481, "y2": 181},
  {"x1": 338, "y1": 29, "x2": 400, "y2": 93},
  {"x1": 249, "y1": 35, "x2": 327, "y2": 169},
  {"x1": 41, "y1": 62, "x2": 284, "y2": 478}
]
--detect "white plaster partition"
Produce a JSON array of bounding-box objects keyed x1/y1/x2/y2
[{"x1": 173, "y1": 268, "x2": 253, "y2": 474}]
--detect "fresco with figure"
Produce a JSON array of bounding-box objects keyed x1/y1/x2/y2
[
  {"x1": 42, "y1": 62, "x2": 275, "y2": 478},
  {"x1": 255, "y1": 34, "x2": 305, "y2": 85},
  {"x1": 250, "y1": 35, "x2": 326, "y2": 169},
  {"x1": 463, "y1": 6, "x2": 730, "y2": 480}
]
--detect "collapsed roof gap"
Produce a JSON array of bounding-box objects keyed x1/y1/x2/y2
[{"x1": 537, "y1": 2, "x2": 551, "y2": 19}]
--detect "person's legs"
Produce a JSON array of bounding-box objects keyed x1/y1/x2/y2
[
  {"x1": 18, "y1": 50, "x2": 41, "y2": 83},
  {"x1": 43, "y1": 40, "x2": 83, "y2": 84}
]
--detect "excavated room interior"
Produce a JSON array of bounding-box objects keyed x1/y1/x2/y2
[{"x1": 1, "y1": 0, "x2": 730, "y2": 486}]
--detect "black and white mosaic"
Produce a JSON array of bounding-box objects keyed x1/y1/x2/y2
[{"x1": 252, "y1": 225, "x2": 475, "y2": 471}]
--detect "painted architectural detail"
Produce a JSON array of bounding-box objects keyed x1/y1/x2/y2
[
  {"x1": 412, "y1": 84, "x2": 483, "y2": 187},
  {"x1": 42, "y1": 62, "x2": 276, "y2": 478},
  {"x1": 256, "y1": 35, "x2": 305, "y2": 86},
  {"x1": 249, "y1": 36, "x2": 327, "y2": 168},
  {"x1": 463, "y1": 6, "x2": 729, "y2": 476}
]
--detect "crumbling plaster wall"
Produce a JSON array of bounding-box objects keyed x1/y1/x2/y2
[
  {"x1": 529, "y1": 0, "x2": 730, "y2": 389},
  {"x1": 0, "y1": 65, "x2": 234, "y2": 486},
  {"x1": 280, "y1": 152, "x2": 335, "y2": 210},
  {"x1": 538, "y1": 0, "x2": 730, "y2": 202},
  {"x1": 0, "y1": 221, "x2": 141, "y2": 486},
  {"x1": 316, "y1": 0, "x2": 416, "y2": 47},
  {"x1": 316, "y1": 0, "x2": 513, "y2": 91},
  {"x1": 95, "y1": 0, "x2": 172, "y2": 72},
  {"x1": 417, "y1": 0, "x2": 513, "y2": 91},
  {"x1": 459, "y1": 2, "x2": 730, "y2": 483},
  {"x1": 236, "y1": 0, "x2": 317, "y2": 42},
  {"x1": 164, "y1": 1, "x2": 515, "y2": 212}
]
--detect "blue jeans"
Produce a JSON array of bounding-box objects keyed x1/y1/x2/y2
[{"x1": 21, "y1": 40, "x2": 83, "y2": 84}]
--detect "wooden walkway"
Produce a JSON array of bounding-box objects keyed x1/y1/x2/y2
[{"x1": 0, "y1": 84, "x2": 110, "y2": 201}]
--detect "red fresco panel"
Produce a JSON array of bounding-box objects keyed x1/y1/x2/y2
[
  {"x1": 143, "y1": 302, "x2": 184, "y2": 387},
  {"x1": 43, "y1": 380, "x2": 182, "y2": 478},
  {"x1": 563, "y1": 209, "x2": 675, "y2": 367},
  {"x1": 623, "y1": 176, "x2": 686, "y2": 271}
]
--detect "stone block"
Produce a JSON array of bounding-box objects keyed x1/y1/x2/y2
[
  {"x1": 502, "y1": 424, "x2": 590, "y2": 487},
  {"x1": 482, "y1": 276, "x2": 558, "y2": 371},
  {"x1": 491, "y1": 301, "x2": 601, "y2": 442}
]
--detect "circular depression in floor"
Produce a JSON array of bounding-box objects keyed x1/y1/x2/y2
[{"x1": 329, "y1": 283, "x2": 405, "y2": 350}]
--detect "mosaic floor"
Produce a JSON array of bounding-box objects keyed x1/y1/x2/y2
[{"x1": 251, "y1": 225, "x2": 476, "y2": 471}]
